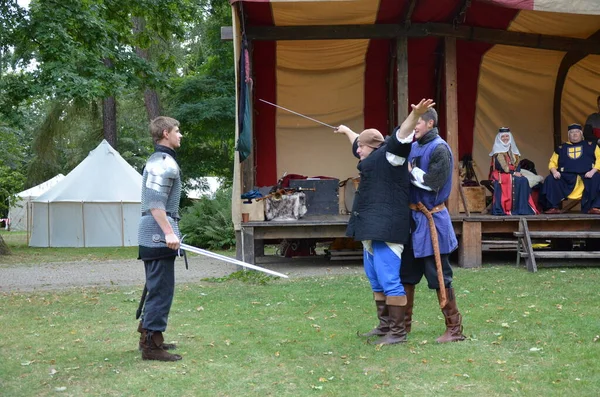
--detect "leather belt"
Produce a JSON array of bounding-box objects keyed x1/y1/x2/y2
[
  {"x1": 409, "y1": 203, "x2": 446, "y2": 213},
  {"x1": 141, "y1": 211, "x2": 180, "y2": 220}
]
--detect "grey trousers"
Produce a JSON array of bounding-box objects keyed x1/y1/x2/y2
[{"x1": 142, "y1": 256, "x2": 175, "y2": 332}]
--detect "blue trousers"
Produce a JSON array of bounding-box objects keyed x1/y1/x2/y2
[
  {"x1": 142, "y1": 257, "x2": 175, "y2": 332},
  {"x1": 363, "y1": 240, "x2": 405, "y2": 296}
]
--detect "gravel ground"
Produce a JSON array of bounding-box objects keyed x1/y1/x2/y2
[{"x1": 0, "y1": 255, "x2": 365, "y2": 292}]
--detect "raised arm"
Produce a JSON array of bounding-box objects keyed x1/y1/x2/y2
[
  {"x1": 396, "y1": 99, "x2": 436, "y2": 139},
  {"x1": 334, "y1": 125, "x2": 360, "y2": 145}
]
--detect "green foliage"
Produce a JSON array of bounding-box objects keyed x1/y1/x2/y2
[
  {"x1": 202, "y1": 269, "x2": 276, "y2": 285},
  {"x1": 168, "y1": 1, "x2": 235, "y2": 182},
  {"x1": 1, "y1": 0, "x2": 235, "y2": 195},
  {"x1": 0, "y1": 121, "x2": 27, "y2": 216},
  {"x1": 179, "y1": 187, "x2": 235, "y2": 249}
]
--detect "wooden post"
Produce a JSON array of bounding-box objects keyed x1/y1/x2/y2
[
  {"x1": 459, "y1": 221, "x2": 481, "y2": 268},
  {"x1": 444, "y1": 37, "x2": 460, "y2": 216},
  {"x1": 396, "y1": 35, "x2": 408, "y2": 124}
]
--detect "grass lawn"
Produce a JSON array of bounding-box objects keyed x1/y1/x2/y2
[{"x1": 2, "y1": 265, "x2": 600, "y2": 396}]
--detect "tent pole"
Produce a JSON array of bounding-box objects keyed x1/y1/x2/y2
[
  {"x1": 47, "y1": 201, "x2": 50, "y2": 247},
  {"x1": 26, "y1": 201, "x2": 30, "y2": 245},
  {"x1": 444, "y1": 37, "x2": 460, "y2": 216},
  {"x1": 82, "y1": 201, "x2": 86, "y2": 248},
  {"x1": 121, "y1": 201, "x2": 125, "y2": 247}
]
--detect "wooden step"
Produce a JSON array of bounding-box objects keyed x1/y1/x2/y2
[
  {"x1": 514, "y1": 231, "x2": 600, "y2": 239},
  {"x1": 520, "y1": 251, "x2": 600, "y2": 259}
]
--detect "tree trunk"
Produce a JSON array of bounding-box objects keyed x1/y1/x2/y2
[
  {"x1": 132, "y1": 16, "x2": 163, "y2": 120},
  {"x1": 0, "y1": 234, "x2": 10, "y2": 255},
  {"x1": 102, "y1": 58, "x2": 118, "y2": 148},
  {"x1": 143, "y1": 89, "x2": 162, "y2": 120},
  {"x1": 102, "y1": 95, "x2": 117, "y2": 148}
]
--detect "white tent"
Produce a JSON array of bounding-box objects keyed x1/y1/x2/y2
[
  {"x1": 8, "y1": 174, "x2": 65, "y2": 231},
  {"x1": 29, "y1": 140, "x2": 142, "y2": 247}
]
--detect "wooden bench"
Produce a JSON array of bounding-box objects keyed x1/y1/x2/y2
[{"x1": 514, "y1": 217, "x2": 600, "y2": 272}]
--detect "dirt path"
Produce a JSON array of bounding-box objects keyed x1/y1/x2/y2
[{"x1": 0, "y1": 255, "x2": 364, "y2": 292}]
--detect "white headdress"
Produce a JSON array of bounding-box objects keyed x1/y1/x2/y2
[{"x1": 489, "y1": 127, "x2": 521, "y2": 156}]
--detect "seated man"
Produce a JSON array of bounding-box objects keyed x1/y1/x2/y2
[
  {"x1": 584, "y1": 95, "x2": 600, "y2": 144},
  {"x1": 540, "y1": 123, "x2": 600, "y2": 214}
]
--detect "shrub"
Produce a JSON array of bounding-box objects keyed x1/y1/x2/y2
[{"x1": 179, "y1": 186, "x2": 235, "y2": 249}]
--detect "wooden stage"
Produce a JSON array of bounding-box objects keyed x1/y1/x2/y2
[{"x1": 236, "y1": 213, "x2": 600, "y2": 267}]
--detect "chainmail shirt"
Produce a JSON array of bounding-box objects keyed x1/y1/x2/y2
[{"x1": 138, "y1": 145, "x2": 182, "y2": 260}]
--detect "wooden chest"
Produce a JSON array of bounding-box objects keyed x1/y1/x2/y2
[{"x1": 459, "y1": 186, "x2": 487, "y2": 213}]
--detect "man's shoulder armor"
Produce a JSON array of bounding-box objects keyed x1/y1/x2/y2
[{"x1": 146, "y1": 152, "x2": 179, "y2": 179}]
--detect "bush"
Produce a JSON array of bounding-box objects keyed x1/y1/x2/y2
[{"x1": 179, "y1": 187, "x2": 235, "y2": 249}]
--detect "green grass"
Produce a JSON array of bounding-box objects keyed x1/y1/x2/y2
[
  {"x1": 0, "y1": 231, "x2": 236, "y2": 266},
  {"x1": 2, "y1": 267, "x2": 600, "y2": 396}
]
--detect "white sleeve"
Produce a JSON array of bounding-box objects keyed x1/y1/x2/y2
[
  {"x1": 386, "y1": 131, "x2": 415, "y2": 166},
  {"x1": 410, "y1": 167, "x2": 433, "y2": 191}
]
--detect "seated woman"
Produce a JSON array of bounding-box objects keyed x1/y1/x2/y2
[{"x1": 489, "y1": 127, "x2": 539, "y2": 215}]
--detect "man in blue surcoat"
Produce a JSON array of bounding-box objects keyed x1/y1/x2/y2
[{"x1": 402, "y1": 107, "x2": 466, "y2": 343}]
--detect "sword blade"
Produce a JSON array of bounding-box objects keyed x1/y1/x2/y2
[
  {"x1": 179, "y1": 243, "x2": 289, "y2": 279},
  {"x1": 259, "y1": 99, "x2": 335, "y2": 129}
]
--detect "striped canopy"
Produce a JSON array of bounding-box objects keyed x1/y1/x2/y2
[{"x1": 230, "y1": 0, "x2": 600, "y2": 187}]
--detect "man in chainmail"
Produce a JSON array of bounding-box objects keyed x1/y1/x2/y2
[
  {"x1": 137, "y1": 116, "x2": 183, "y2": 361},
  {"x1": 403, "y1": 107, "x2": 466, "y2": 343}
]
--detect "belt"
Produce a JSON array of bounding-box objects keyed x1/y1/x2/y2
[
  {"x1": 409, "y1": 203, "x2": 446, "y2": 214},
  {"x1": 141, "y1": 211, "x2": 180, "y2": 220}
]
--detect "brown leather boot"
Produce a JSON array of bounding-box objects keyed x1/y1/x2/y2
[
  {"x1": 436, "y1": 288, "x2": 466, "y2": 343},
  {"x1": 141, "y1": 331, "x2": 182, "y2": 361},
  {"x1": 360, "y1": 292, "x2": 389, "y2": 337},
  {"x1": 137, "y1": 321, "x2": 176, "y2": 351},
  {"x1": 404, "y1": 284, "x2": 415, "y2": 333},
  {"x1": 374, "y1": 295, "x2": 408, "y2": 345}
]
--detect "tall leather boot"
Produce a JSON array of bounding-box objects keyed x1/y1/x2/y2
[
  {"x1": 360, "y1": 292, "x2": 389, "y2": 337},
  {"x1": 375, "y1": 295, "x2": 408, "y2": 345},
  {"x1": 404, "y1": 284, "x2": 415, "y2": 333},
  {"x1": 138, "y1": 321, "x2": 176, "y2": 351},
  {"x1": 436, "y1": 288, "x2": 466, "y2": 343},
  {"x1": 141, "y1": 331, "x2": 182, "y2": 361}
]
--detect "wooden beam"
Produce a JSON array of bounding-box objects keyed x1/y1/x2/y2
[
  {"x1": 387, "y1": 41, "x2": 396, "y2": 135},
  {"x1": 396, "y1": 35, "x2": 408, "y2": 125},
  {"x1": 445, "y1": 37, "x2": 460, "y2": 216},
  {"x1": 221, "y1": 26, "x2": 233, "y2": 41},
  {"x1": 246, "y1": 23, "x2": 600, "y2": 55},
  {"x1": 553, "y1": 29, "x2": 600, "y2": 147},
  {"x1": 459, "y1": 221, "x2": 481, "y2": 268},
  {"x1": 452, "y1": 0, "x2": 472, "y2": 26},
  {"x1": 403, "y1": 0, "x2": 419, "y2": 26}
]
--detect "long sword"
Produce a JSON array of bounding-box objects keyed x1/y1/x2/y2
[
  {"x1": 259, "y1": 99, "x2": 336, "y2": 129},
  {"x1": 178, "y1": 242, "x2": 289, "y2": 279}
]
